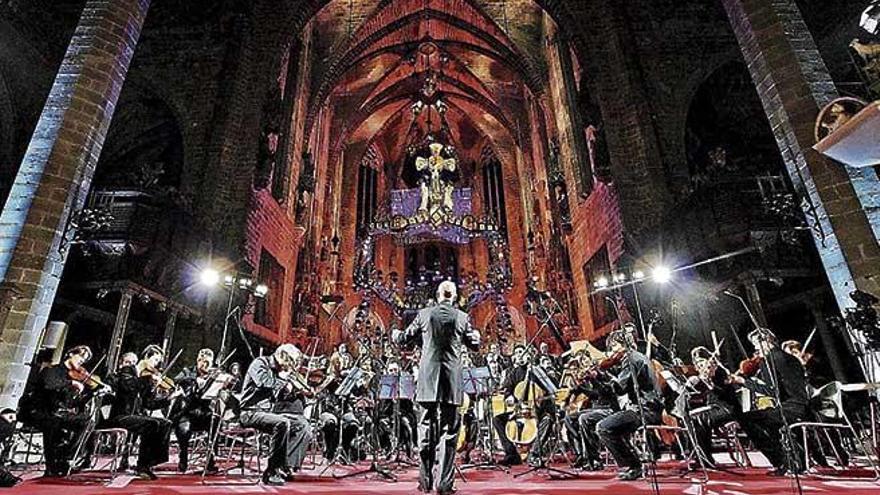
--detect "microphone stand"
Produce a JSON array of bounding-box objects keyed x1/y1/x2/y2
[
  {"x1": 724, "y1": 291, "x2": 804, "y2": 492},
  {"x1": 607, "y1": 299, "x2": 660, "y2": 495}
]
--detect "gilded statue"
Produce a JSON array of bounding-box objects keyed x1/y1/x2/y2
[{"x1": 415, "y1": 142, "x2": 456, "y2": 215}]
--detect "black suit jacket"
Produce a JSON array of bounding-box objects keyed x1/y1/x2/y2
[{"x1": 394, "y1": 302, "x2": 480, "y2": 405}]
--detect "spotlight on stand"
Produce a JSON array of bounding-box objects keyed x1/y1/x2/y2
[
  {"x1": 254, "y1": 284, "x2": 269, "y2": 299},
  {"x1": 633, "y1": 270, "x2": 645, "y2": 280},
  {"x1": 652, "y1": 266, "x2": 672, "y2": 284},
  {"x1": 861, "y1": 1, "x2": 880, "y2": 34},
  {"x1": 594, "y1": 276, "x2": 609, "y2": 289},
  {"x1": 200, "y1": 268, "x2": 220, "y2": 287},
  {"x1": 238, "y1": 277, "x2": 254, "y2": 291}
]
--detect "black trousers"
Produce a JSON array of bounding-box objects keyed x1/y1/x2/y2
[
  {"x1": 173, "y1": 409, "x2": 213, "y2": 471},
  {"x1": 35, "y1": 411, "x2": 89, "y2": 474},
  {"x1": 320, "y1": 411, "x2": 360, "y2": 460},
  {"x1": 692, "y1": 403, "x2": 735, "y2": 463},
  {"x1": 596, "y1": 407, "x2": 661, "y2": 471},
  {"x1": 492, "y1": 398, "x2": 555, "y2": 460},
  {"x1": 240, "y1": 410, "x2": 309, "y2": 472},
  {"x1": 113, "y1": 415, "x2": 172, "y2": 470},
  {"x1": 418, "y1": 402, "x2": 459, "y2": 493},
  {"x1": 739, "y1": 404, "x2": 805, "y2": 470},
  {"x1": 573, "y1": 407, "x2": 614, "y2": 463}
]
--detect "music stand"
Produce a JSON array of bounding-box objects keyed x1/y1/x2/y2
[
  {"x1": 378, "y1": 373, "x2": 418, "y2": 470},
  {"x1": 513, "y1": 365, "x2": 577, "y2": 480},
  {"x1": 320, "y1": 367, "x2": 365, "y2": 476},
  {"x1": 330, "y1": 369, "x2": 396, "y2": 482},
  {"x1": 460, "y1": 367, "x2": 508, "y2": 473}
]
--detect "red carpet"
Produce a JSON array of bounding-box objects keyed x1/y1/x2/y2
[{"x1": 7, "y1": 462, "x2": 879, "y2": 494}]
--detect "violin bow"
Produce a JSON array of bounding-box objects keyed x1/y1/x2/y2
[
  {"x1": 72, "y1": 353, "x2": 108, "y2": 396},
  {"x1": 802, "y1": 327, "x2": 818, "y2": 352},
  {"x1": 151, "y1": 348, "x2": 184, "y2": 393}
]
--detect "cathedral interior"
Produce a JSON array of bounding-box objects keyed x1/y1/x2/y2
[{"x1": 0, "y1": 0, "x2": 879, "y2": 490}]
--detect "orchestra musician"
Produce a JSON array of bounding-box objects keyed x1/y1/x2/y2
[
  {"x1": 393, "y1": 280, "x2": 480, "y2": 495},
  {"x1": 376, "y1": 359, "x2": 417, "y2": 458},
  {"x1": 171, "y1": 348, "x2": 222, "y2": 473},
  {"x1": 270, "y1": 350, "x2": 314, "y2": 476},
  {"x1": 495, "y1": 344, "x2": 559, "y2": 467},
  {"x1": 687, "y1": 346, "x2": 740, "y2": 467},
  {"x1": 729, "y1": 328, "x2": 807, "y2": 475},
  {"x1": 106, "y1": 345, "x2": 178, "y2": 480},
  {"x1": 237, "y1": 343, "x2": 311, "y2": 485},
  {"x1": 563, "y1": 353, "x2": 619, "y2": 471},
  {"x1": 329, "y1": 343, "x2": 353, "y2": 378},
  {"x1": 594, "y1": 328, "x2": 663, "y2": 481},
  {"x1": 492, "y1": 344, "x2": 526, "y2": 465},
  {"x1": 23, "y1": 345, "x2": 105, "y2": 477}
]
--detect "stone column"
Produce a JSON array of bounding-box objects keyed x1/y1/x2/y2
[
  {"x1": 0, "y1": 0, "x2": 151, "y2": 409},
  {"x1": 721, "y1": 0, "x2": 880, "y2": 312}
]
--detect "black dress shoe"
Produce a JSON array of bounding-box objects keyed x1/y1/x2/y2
[
  {"x1": 437, "y1": 487, "x2": 457, "y2": 495},
  {"x1": 617, "y1": 467, "x2": 643, "y2": 480},
  {"x1": 136, "y1": 468, "x2": 158, "y2": 481},
  {"x1": 262, "y1": 471, "x2": 285, "y2": 486}
]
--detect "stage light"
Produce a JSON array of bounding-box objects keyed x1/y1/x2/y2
[
  {"x1": 596, "y1": 276, "x2": 609, "y2": 288},
  {"x1": 254, "y1": 284, "x2": 269, "y2": 299},
  {"x1": 633, "y1": 270, "x2": 645, "y2": 280},
  {"x1": 613, "y1": 273, "x2": 627, "y2": 283},
  {"x1": 223, "y1": 274, "x2": 235, "y2": 286},
  {"x1": 238, "y1": 277, "x2": 253, "y2": 290},
  {"x1": 652, "y1": 266, "x2": 672, "y2": 284},
  {"x1": 200, "y1": 268, "x2": 220, "y2": 287}
]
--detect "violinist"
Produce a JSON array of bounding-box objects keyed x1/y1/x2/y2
[
  {"x1": 595, "y1": 328, "x2": 663, "y2": 481},
  {"x1": 171, "y1": 348, "x2": 220, "y2": 473},
  {"x1": 731, "y1": 328, "x2": 807, "y2": 476},
  {"x1": 271, "y1": 349, "x2": 314, "y2": 476},
  {"x1": 564, "y1": 352, "x2": 619, "y2": 471},
  {"x1": 106, "y1": 345, "x2": 178, "y2": 480},
  {"x1": 688, "y1": 347, "x2": 740, "y2": 467},
  {"x1": 24, "y1": 345, "x2": 102, "y2": 477},
  {"x1": 237, "y1": 343, "x2": 306, "y2": 486}
]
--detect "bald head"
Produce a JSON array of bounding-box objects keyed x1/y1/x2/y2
[{"x1": 437, "y1": 281, "x2": 457, "y2": 304}]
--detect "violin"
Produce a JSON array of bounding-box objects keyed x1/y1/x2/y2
[
  {"x1": 140, "y1": 365, "x2": 176, "y2": 391},
  {"x1": 67, "y1": 364, "x2": 112, "y2": 392},
  {"x1": 737, "y1": 355, "x2": 763, "y2": 378}
]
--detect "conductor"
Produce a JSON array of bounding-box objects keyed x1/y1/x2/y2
[{"x1": 393, "y1": 281, "x2": 480, "y2": 495}]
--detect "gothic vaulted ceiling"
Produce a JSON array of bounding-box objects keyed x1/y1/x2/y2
[{"x1": 307, "y1": 0, "x2": 556, "y2": 175}]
